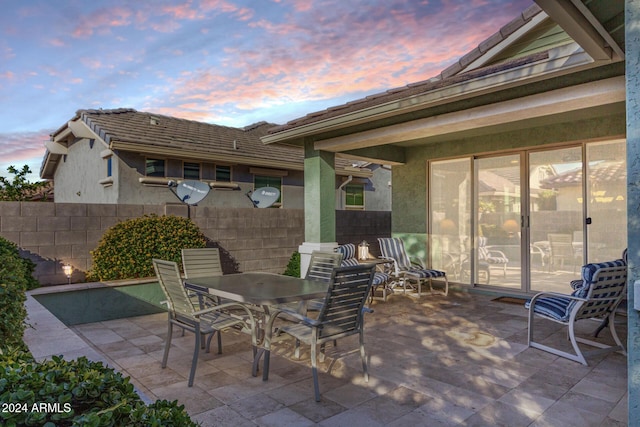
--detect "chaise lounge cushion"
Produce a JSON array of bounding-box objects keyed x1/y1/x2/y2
[{"x1": 337, "y1": 243, "x2": 390, "y2": 286}]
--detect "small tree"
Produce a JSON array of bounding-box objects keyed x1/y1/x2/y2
[{"x1": 0, "y1": 165, "x2": 48, "y2": 201}]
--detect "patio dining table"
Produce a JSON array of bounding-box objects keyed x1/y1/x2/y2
[{"x1": 184, "y1": 272, "x2": 329, "y2": 381}]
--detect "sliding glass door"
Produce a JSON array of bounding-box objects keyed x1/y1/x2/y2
[
  {"x1": 475, "y1": 154, "x2": 522, "y2": 290},
  {"x1": 528, "y1": 147, "x2": 583, "y2": 293},
  {"x1": 429, "y1": 140, "x2": 627, "y2": 294}
]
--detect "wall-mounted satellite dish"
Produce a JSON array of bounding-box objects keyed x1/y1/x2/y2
[
  {"x1": 168, "y1": 180, "x2": 210, "y2": 205},
  {"x1": 247, "y1": 187, "x2": 280, "y2": 208}
]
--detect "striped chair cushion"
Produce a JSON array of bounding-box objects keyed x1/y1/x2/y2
[
  {"x1": 485, "y1": 255, "x2": 509, "y2": 264},
  {"x1": 378, "y1": 238, "x2": 413, "y2": 270},
  {"x1": 405, "y1": 267, "x2": 446, "y2": 279},
  {"x1": 337, "y1": 243, "x2": 357, "y2": 261},
  {"x1": 342, "y1": 258, "x2": 359, "y2": 267},
  {"x1": 573, "y1": 259, "x2": 626, "y2": 298},
  {"x1": 525, "y1": 296, "x2": 572, "y2": 322},
  {"x1": 373, "y1": 272, "x2": 390, "y2": 285}
]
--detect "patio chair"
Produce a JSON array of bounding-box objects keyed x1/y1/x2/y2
[
  {"x1": 152, "y1": 259, "x2": 256, "y2": 386},
  {"x1": 182, "y1": 247, "x2": 223, "y2": 307},
  {"x1": 337, "y1": 243, "x2": 392, "y2": 301},
  {"x1": 525, "y1": 259, "x2": 627, "y2": 365},
  {"x1": 277, "y1": 264, "x2": 376, "y2": 401},
  {"x1": 378, "y1": 237, "x2": 448, "y2": 296},
  {"x1": 478, "y1": 236, "x2": 509, "y2": 278},
  {"x1": 547, "y1": 233, "x2": 580, "y2": 273},
  {"x1": 303, "y1": 251, "x2": 343, "y2": 312}
]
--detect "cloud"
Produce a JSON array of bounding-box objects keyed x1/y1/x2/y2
[
  {"x1": 152, "y1": 0, "x2": 527, "y2": 119},
  {"x1": 72, "y1": 6, "x2": 133, "y2": 38},
  {"x1": 0, "y1": 130, "x2": 49, "y2": 165}
]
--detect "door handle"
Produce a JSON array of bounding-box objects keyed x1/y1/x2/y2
[{"x1": 586, "y1": 217, "x2": 592, "y2": 225}]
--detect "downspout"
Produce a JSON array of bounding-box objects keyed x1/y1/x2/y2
[{"x1": 338, "y1": 175, "x2": 353, "y2": 209}]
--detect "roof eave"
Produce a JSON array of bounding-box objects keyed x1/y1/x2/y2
[
  {"x1": 535, "y1": 0, "x2": 624, "y2": 60},
  {"x1": 262, "y1": 44, "x2": 602, "y2": 145}
]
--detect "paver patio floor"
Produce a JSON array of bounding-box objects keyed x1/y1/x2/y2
[{"x1": 25, "y1": 290, "x2": 628, "y2": 426}]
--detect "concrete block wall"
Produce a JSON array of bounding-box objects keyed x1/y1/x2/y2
[{"x1": 0, "y1": 202, "x2": 390, "y2": 285}]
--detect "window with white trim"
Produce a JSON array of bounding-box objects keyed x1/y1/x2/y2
[{"x1": 345, "y1": 184, "x2": 364, "y2": 209}]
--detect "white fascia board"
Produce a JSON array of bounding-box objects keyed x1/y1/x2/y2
[
  {"x1": 262, "y1": 44, "x2": 597, "y2": 145},
  {"x1": 313, "y1": 76, "x2": 625, "y2": 152},
  {"x1": 68, "y1": 119, "x2": 108, "y2": 147}
]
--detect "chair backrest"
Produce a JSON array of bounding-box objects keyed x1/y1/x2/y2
[
  {"x1": 153, "y1": 258, "x2": 196, "y2": 320},
  {"x1": 182, "y1": 248, "x2": 223, "y2": 279},
  {"x1": 378, "y1": 237, "x2": 411, "y2": 270},
  {"x1": 316, "y1": 264, "x2": 375, "y2": 340},
  {"x1": 572, "y1": 264, "x2": 627, "y2": 321},
  {"x1": 306, "y1": 251, "x2": 343, "y2": 282},
  {"x1": 477, "y1": 236, "x2": 490, "y2": 260},
  {"x1": 548, "y1": 233, "x2": 574, "y2": 257},
  {"x1": 337, "y1": 244, "x2": 359, "y2": 267}
]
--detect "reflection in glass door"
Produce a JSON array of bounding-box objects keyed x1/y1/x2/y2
[
  {"x1": 585, "y1": 140, "x2": 627, "y2": 263},
  {"x1": 529, "y1": 147, "x2": 583, "y2": 293},
  {"x1": 429, "y1": 140, "x2": 627, "y2": 294},
  {"x1": 475, "y1": 155, "x2": 521, "y2": 290}
]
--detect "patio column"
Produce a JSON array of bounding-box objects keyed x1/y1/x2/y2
[
  {"x1": 298, "y1": 141, "x2": 337, "y2": 276},
  {"x1": 626, "y1": 0, "x2": 640, "y2": 423}
]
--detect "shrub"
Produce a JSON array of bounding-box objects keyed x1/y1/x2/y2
[
  {"x1": 87, "y1": 215, "x2": 206, "y2": 281},
  {"x1": 283, "y1": 251, "x2": 301, "y2": 277},
  {"x1": 0, "y1": 351, "x2": 198, "y2": 426},
  {"x1": 0, "y1": 236, "x2": 39, "y2": 352}
]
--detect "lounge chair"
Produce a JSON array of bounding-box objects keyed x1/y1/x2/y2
[
  {"x1": 337, "y1": 243, "x2": 391, "y2": 301},
  {"x1": 477, "y1": 236, "x2": 509, "y2": 278},
  {"x1": 378, "y1": 237, "x2": 448, "y2": 296}
]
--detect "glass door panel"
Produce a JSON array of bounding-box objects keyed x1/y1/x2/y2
[
  {"x1": 475, "y1": 155, "x2": 521, "y2": 289},
  {"x1": 585, "y1": 140, "x2": 627, "y2": 262},
  {"x1": 429, "y1": 158, "x2": 471, "y2": 285},
  {"x1": 529, "y1": 147, "x2": 583, "y2": 293}
]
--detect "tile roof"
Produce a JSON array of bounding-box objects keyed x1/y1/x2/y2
[
  {"x1": 65, "y1": 108, "x2": 363, "y2": 174},
  {"x1": 268, "y1": 4, "x2": 545, "y2": 135},
  {"x1": 541, "y1": 161, "x2": 626, "y2": 188},
  {"x1": 78, "y1": 108, "x2": 301, "y2": 163}
]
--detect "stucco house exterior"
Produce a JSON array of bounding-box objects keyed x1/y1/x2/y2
[
  {"x1": 261, "y1": 1, "x2": 639, "y2": 419},
  {"x1": 40, "y1": 108, "x2": 390, "y2": 210}
]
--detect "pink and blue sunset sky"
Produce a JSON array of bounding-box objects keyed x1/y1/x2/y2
[{"x1": 0, "y1": 0, "x2": 532, "y2": 180}]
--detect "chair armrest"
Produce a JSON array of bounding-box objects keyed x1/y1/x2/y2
[
  {"x1": 193, "y1": 302, "x2": 256, "y2": 320},
  {"x1": 528, "y1": 291, "x2": 587, "y2": 306},
  {"x1": 486, "y1": 248, "x2": 508, "y2": 258},
  {"x1": 276, "y1": 306, "x2": 321, "y2": 326},
  {"x1": 378, "y1": 257, "x2": 399, "y2": 275},
  {"x1": 410, "y1": 257, "x2": 426, "y2": 269}
]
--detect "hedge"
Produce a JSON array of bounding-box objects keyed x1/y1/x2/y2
[
  {"x1": 87, "y1": 215, "x2": 206, "y2": 281},
  {"x1": 0, "y1": 351, "x2": 198, "y2": 427}
]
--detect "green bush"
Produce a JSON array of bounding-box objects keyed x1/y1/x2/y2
[
  {"x1": 87, "y1": 215, "x2": 206, "y2": 281},
  {"x1": 283, "y1": 251, "x2": 301, "y2": 277},
  {"x1": 0, "y1": 351, "x2": 198, "y2": 426},
  {"x1": 0, "y1": 236, "x2": 39, "y2": 352}
]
